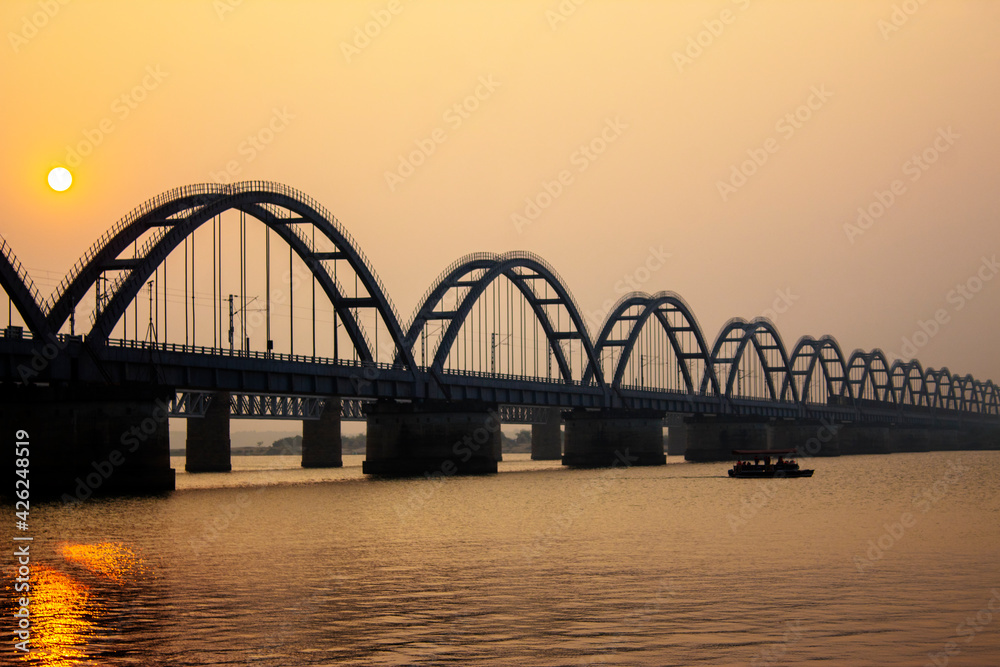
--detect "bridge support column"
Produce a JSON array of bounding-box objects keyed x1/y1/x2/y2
[
  {"x1": 363, "y1": 401, "x2": 502, "y2": 476},
  {"x1": 562, "y1": 409, "x2": 665, "y2": 468},
  {"x1": 0, "y1": 384, "x2": 175, "y2": 500},
  {"x1": 681, "y1": 416, "x2": 769, "y2": 462},
  {"x1": 888, "y1": 428, "x2": 932, "y2": 453},
  {"x1": 766, "y1": 419, "x2": 842, "y2": 457},
  {"x1": 836, "y1": 425, "x2": 891, "y2": 455},
  {"x1": 531, "y1": 408, "x2": 562, "y2": 460},
  {"x1": 961, "y1": 425, "x2": 1000, "y2": 450},
  {"x1": 186, "y1": 391, "x2": 231, "y2": 472},
  {"x1": 302, "y1": 398, "x2": 342, "y2": 468}
]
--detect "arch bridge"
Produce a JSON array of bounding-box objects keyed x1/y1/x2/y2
[{"x1": 1, "y1": 182, "x2": 996, "y2": 493}]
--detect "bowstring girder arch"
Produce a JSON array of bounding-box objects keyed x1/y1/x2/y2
[{"x1": 57, "y1": 182, "x2": 414, "y2": 371}]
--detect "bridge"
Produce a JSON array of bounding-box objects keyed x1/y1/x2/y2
[{"x1": 1, "y1": 182, "x2": 997, "y2": 497}]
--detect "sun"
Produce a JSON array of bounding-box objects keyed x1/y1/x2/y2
[{"x1": 48, "y1": 167, "x2": 72, "y2": 192}]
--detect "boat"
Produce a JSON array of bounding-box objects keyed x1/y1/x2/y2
[{"x1": 727, "y1": 449, "x2": 814, "y2": 478}]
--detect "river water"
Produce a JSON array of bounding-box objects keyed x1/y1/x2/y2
[{"x1": 3, "y1": 451, "x2": 999, "y2": 666}]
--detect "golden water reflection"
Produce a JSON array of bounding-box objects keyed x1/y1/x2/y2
[
  {"x1": 17, "y1": 565, "x2": 96, "y2": 666},
  {"x1": 60, "y1": 542, "x2": 150, "y2": 585},
  {"x1": 12, "y1": 543, "x2": 151, "y2": 665}
]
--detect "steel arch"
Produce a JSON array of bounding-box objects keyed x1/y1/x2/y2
[
  {"x1": 923, "y1": 368, "x2": 959, "y2": 410},
  {"x1": 782, "y1": 335, "x2": 853, "y2": 404},
  {"x1": 78, "y1": 182, "x2": 415, "y2": 370},
  {"x1": 846, "y1": 349, "x2": 895, "y2": 404},
  {"x1": 982, "y1": 380, "x2": 1000, "y2": 416},
  {"x1": 956, "y1": 374, "x2": 981, "y2": 413},
  {"x1": 585, "y1": 291, "x2": 720, "y2": 395},
  {"x1": 890, "y1": 359, "x2": 927, "y2": 408},
  {"x1": 704, "y1": 318, "x2": 799, "y2": 402},
  {"x1": 0, "y1": 233, "x2": 47, "y2": 336},
  {"x1": 403, "y1": 251, "x2": 605, "y2": 387}
]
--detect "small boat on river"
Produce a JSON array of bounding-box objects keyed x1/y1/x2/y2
[{"x1": 728, "y1": 449, "x2": 814, "y2": 478}]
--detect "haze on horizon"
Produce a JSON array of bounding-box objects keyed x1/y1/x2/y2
[{"x1": 1, "y1": 0, "x2": 998, "y2": 382}]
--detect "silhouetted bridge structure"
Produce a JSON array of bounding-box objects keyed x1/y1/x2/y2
[{"x1": 2, "y1": 182, "x2": 997, "y2": 497}]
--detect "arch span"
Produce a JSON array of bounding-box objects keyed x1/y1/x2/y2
[
  {"x1": 75, "y1": 182, "x2": 414, "y2": 369},
  {"x1": 704, "y1": 318, "x2": 798, "y2": 401},
  {"x1": 890, "y1": 359, "x2": 927, "y2": 408},
  {"x1": 403, "y1": 251, "x2": 605, "y2": 387},
  {"x1": 0, "y1": 233, "x2": 47, "y2": 336},
  {"x1": 585, "y1": 291, "x2": 719, "y2": 395},
  {"x1": 782, "y1": 335, "x2": 853, "y2": 405},
  {"x1": 846, "y1": 349, "x2": 895, "y2": 404}
]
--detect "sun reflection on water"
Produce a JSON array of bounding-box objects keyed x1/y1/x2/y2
[
  {"x1": 60, "y1": 542, "x2": 150, "y2": 585},
  {"x1": 14, "y1": 565, "x2": 96, "y2": 666}
]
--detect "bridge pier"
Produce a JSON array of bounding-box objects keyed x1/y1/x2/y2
[
  {"x1": 363, "y1": 401, "x2": 502, "y2": 476},
  {"x1": 531, "y1": 408, "x2": 562, "y2": 460},
  {"x1": 766, "y1": 419, "x2": 842, "y2": 457},
  {"x1": 681, "y1": 416, "x2": 769, "y2": 462},
  {"x1": 962, "y1": 425, "x2": 1000, "y2": 450},
  {"x1": 302, "y1": 397, "x2": 343, "y2": 468},
  {"x1": 888, "y1": 428, "x2": 933, "y2": 453},
  {"x1": 562, "y1": 409, "x2": 665, "y2": 468},
  {"x1": 835, "y1": 425, "x2": 892, "y2": 455},
  {"x1": 0, "y1": 384, "x2": 175, "y2": 500},
  {"x1": 185, "y1": 391, "x2": 232, "y2": 472}
]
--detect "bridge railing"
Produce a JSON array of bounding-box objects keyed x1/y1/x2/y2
[
  {"x1": 0, "y1": 232, "x2": 44, "y2": 310},
  {"x1": 48, "y1": 183, "x2": 225, "y2": 314},
  {"x1": 103, "y1": 336, "x2": 410, "y2": 372},
  {"x1": 408, "y1": 251, "x2": 497, "y2": 328},
  {"x1": 437, "y1": 366, "x2": 594, "y2": 387}
]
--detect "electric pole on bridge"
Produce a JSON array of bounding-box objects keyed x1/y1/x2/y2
[{"x1": 144, "y1": 280, "x2": 156, "y2": 343}]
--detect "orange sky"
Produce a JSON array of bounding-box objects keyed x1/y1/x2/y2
[{"x1": 1, "y1": 0, "x2": 999, "y2": 381}]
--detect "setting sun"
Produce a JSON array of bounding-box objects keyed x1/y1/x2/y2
[{"x1": 47, "y1": 166, "x2": 72, "y2": 192}]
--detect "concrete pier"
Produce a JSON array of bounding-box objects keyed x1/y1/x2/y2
[
  {"x1": 363, "y1": 401, "x2": 502, "y2": 476},
  {"x1": 836, "y1": 425, "x2": 892, "y2": 456},
  {"x1": 531, "y1": 407, "x2": 562, "y2": 460},
  {"x1": 185, "y1": 391, "x2": 232, "y2": 472},
  {"x1": 766, "y1": 419, "x2": 842, "y2": 457},
  {"x1": 562, "y1": 409, "x2": 666, "y2": 467},
  {"x1": 681, "y1": 416, "x2": 769, "y2": 462},
  {"x1": 302, "y1": 397, "x2": 343, "y2": 468},
  {"x1": 0, "y1": 384, "x2": 175, "y2": 500}
]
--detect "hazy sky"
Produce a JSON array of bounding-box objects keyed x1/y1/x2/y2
[{"x1": 2, "y1": 0, "x2": 999, "y2": 382}]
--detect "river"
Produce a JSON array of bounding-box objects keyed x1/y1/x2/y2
[{"x1": 3, "y1": 451, "x2": 999, "y2": 665}]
